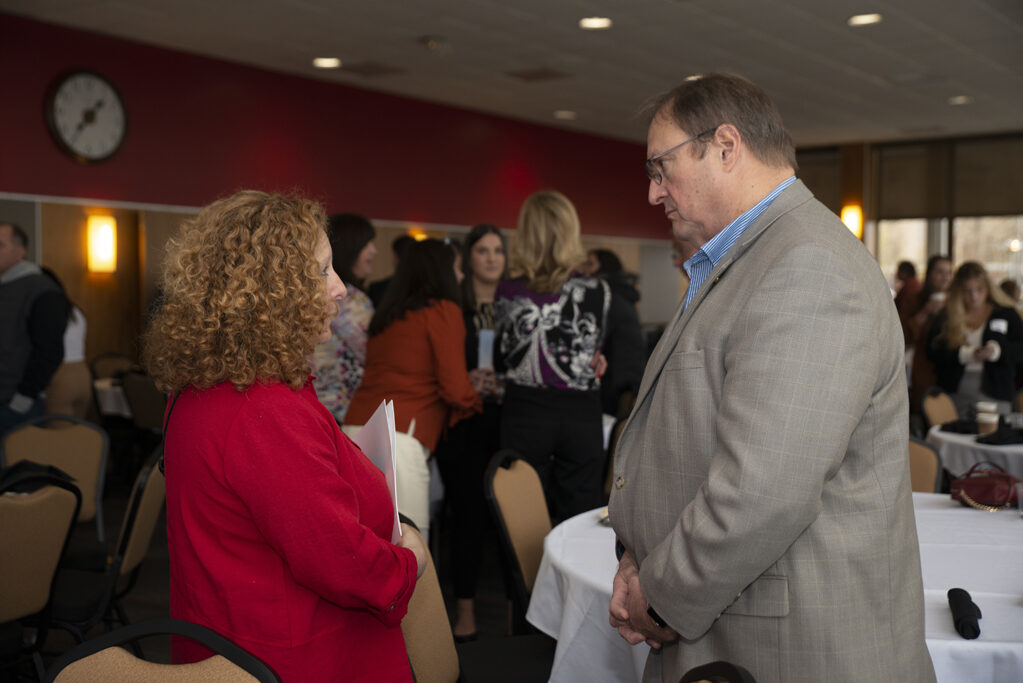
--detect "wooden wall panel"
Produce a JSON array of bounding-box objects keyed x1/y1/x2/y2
[
  {"x1": 40, "y1": 203, "x2": 141, "y2": 363},
  {"x1": 954, "y1": 136, "x2": 1023, "y2": 216}
]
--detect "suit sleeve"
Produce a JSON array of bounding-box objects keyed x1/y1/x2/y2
[
  {"x1": 427, "y1": 300, "x2": 483, "y2": 426},
  {"x1": 223, "y1": 395, "x2": 417, "y2": 627},
  {"x1": 638, "y1": 243, "x2": 898, "y2": 638}
]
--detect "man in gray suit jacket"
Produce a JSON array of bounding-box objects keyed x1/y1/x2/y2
[{"x1": 608, "y1": 74, "x2": 935, "y2": 682}]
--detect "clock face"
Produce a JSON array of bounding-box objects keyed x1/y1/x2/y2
[{"x1": 46, "y1": 71, "x2": 127, "y2": 163}]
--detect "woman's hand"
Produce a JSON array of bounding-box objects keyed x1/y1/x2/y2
[
  {"x1": 590, "y1": 351, "x2": 608, "y2": 380},
  {"x1": 398, "y1": 523, "x2": 429, "y2": 578},
  {"x1": 469, "y1": 368, "x2": 498, "y2": 396}
]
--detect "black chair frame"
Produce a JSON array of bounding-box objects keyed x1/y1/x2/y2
[{"x1": 43, "y1": 618, "x2": 281, "y2": 683}]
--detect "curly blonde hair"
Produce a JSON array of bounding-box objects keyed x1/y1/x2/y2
[
  {"x1": 144, "y1": 190, "x2": 329, "y2": 393},
  {"x1": 508, "y1": 190, "x2": 586, "y2": 294}
]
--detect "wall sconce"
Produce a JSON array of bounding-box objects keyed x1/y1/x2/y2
[
  {"x1": 840, "y1": 204, "x2": 863, "y2": 240},
  {"x1": 87, "y1": 215, "x2": 117, "y2": 273},
  {"x1": 408, "y1": 227, "x2": 429, "y2": 242}
]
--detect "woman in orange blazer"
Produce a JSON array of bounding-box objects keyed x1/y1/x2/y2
[{"x1": 346, "y1": 238, "x2": 486, "y2": 537}]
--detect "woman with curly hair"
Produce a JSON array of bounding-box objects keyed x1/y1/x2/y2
[
  {"x1": 144, "y1": 190, "x2": 426, "y2": 682},
  {"x1": 924, "y1": 260, "x2": 1023, "y2": 416},
  {"x1": 496, "y1": 190, "x2": 610, "y2": 522}
]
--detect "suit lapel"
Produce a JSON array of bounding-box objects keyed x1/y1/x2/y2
[{"x1": 627, "y1": 181, "x2": 815, "y2": 427}]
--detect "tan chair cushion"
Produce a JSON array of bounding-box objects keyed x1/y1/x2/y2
[
  {"x1": 119, "y1": 466, "x2": 166, "y2": 575},
  {"x1": 4, "y1": 422, "x2": 103, "y2": 522},
  {"x1": 55, "y1": 647, "x2": 259, "y2": 682},
  {"x1": 908, "y1": 441, "x2": 940, "y2": 493},
  {"x1": 492, "y1": 459, "x2": 551, "y2": 593},
  {"x1": 400, "y1": 527, "x2": 460, "y2": 683},
  {"x1": 0, "y1": 486, "x2": 77, "y2": 621}
]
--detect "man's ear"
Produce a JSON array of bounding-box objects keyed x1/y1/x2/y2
[{"x1": 714, "y1": 124, "x2": 741, "y2": 170}]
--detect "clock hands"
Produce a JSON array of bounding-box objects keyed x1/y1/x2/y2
[{"x1": 69, "y1": 99, "x2": 106, "y2": 144}]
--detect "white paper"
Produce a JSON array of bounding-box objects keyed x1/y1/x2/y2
[
  {"x1": 350, "y1": 400, "x2": 402, "y2": 542},
  {"x1": 478, "y1": 329, "x2": 495, "y2": 369}
]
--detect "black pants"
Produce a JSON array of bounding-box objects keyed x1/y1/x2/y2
[
  {"x1": 499, "y1": 384, "x2": 604, "y2": 523},
  {"x1": 435, "y1": 402, "x2": 502, "y2": 600}
]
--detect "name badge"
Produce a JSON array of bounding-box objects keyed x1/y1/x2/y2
[{"x1": 990, "y1": 318, "x2": 1008, "y2": 334}]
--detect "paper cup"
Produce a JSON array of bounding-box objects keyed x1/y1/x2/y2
[
  {"x1": 976, "y1": 401, "x2": 998, "y2": 415},
  {"x1": 977, "y1": 412, "x2": 999, "y2": 435}
]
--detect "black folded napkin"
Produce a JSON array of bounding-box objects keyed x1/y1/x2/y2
[
  {"x1": 976, "y1": 426, "x2": 1023, "y2": 445},
  {"x1": 940, "y1": 419, "x2": 978, "y2": 434},
  {"x1": 947, "y1": 588, "x2": 982, "y2": 639}
]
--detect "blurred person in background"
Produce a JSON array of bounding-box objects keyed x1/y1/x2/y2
[
  {"x1": 925, "y1": 261, "x2": 1023, "y2": 416},
  {"x1": 585, "y1": 248, "x2": 645, "y2": 417},
  {"x1": 346, "y1": 238, "x2": 486, "y2": 539},
  {"x1": 496, "y1": 190, "x2": 610, "y2": 521},
  {"x1": 0, "y1": 221, "x2": 66, "y2": 436},
  {"x1": 434, "y1": 223, "x2": 505, "y2": 641},
  {"x1": 368, "y1": 233, "x2": 415, "y2": 307},
  {"x1": 907, "y1": 255, "x2": 953, "y2": 414},
  {"x1": 41, "y1": 266, "x2": 89, "y2": 418},
  {"x1": 312, "y1": 213, "x2": 377, "y2": 423},
  {"x1": 145, "y1": 190, "x2": 426, "y2": 682}
]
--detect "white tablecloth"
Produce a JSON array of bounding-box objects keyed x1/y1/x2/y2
[
  {"x1": 92, "y1": 377, "x2": 131, "y2": 418},
  {"x1": 927, "y1": 424, "x2": 1023, "y2": 479},
  {"x1": 527, "y1": 494, "x2": 1023, "y2": 683}
]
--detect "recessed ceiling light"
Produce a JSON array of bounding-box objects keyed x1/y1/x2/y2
[
  {"x1": 948, "y1": 95, "x2": 973, "y2": 105},
  {"x1": 847, "y1": 13, "x2": 882, "y2": 27},
  {"x1": 312, "y1": 57, "x2": 342, "y2": 69},
  {"x1": 553, "y1": 110, "x2": 577, "y2": 121},
  {"x1": 579, "y1": 17, "x2": 612, "y2": 30}
]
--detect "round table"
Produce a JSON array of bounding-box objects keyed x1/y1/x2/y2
[
  {"x1": 527, "y1": 495, "x2": 1023, "y2": 683},
  {"x1": 926, "y1": 425, "x2": 1023, "y2": 479}
]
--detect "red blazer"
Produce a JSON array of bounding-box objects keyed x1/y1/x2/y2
[
  {"x1": 165, "y1": 379, "x2": 417, "y2": 682},
  {"x1": 346, "y1": 300, "x2": 482, "y2": 451}
]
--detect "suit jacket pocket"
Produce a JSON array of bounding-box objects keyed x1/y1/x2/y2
[
  {"x1": 723, "y1": 574, "x2": 789, "y2": 617},
  {"x1": 663, "y1": 348, "x2": 705, "y2": 373}
]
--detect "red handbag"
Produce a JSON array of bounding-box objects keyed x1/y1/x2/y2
[{"x1": 950, "y1": 462, "x2": 1021, "y2": 511}]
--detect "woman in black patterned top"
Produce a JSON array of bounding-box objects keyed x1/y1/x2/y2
[{"x1": 496, "y1": 190, "x2": 610, "y2": 522}]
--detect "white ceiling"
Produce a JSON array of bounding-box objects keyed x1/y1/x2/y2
[{"x1": 5, "y1": 0, "x2": 1023, "y2": 147}]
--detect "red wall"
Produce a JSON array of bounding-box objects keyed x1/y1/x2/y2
[{"x1": 1, "y1": 13, "x2": 669, "y2": 239}]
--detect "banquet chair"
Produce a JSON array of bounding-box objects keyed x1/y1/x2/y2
[
  {"x1": 1, "y1": 414, "x2": 109, "y2": 543},
  {"x1": 484, "y1": 450, "x2": 552, "y2": 635},
  {"x1": 0, "y1": 471, "x2": 82, "y2": 681},
  {"x1": 678, "y1": 660, "x2": 757, "y2": 683},
  {"x1": 89, "y1": 352, "x2": 134, "y2": 381},
  {"x1": 921, "y1": 387, "x2": 958, "y2": 431},
  {"x1": 121, "y1": 371, "x2": 167, "y2": 435},
  {"x1": 908, "y1": 438, "x2": 942, "y2": 493},
  {"x1": 44, "y1": 618, "x2": 281, "y2": 682},
  {"x1": 50, "y1": 447, "x2": 166, "y2": 649},
  {"x1": 399, "y1": 519, "x2": 554, "y2": 683}
]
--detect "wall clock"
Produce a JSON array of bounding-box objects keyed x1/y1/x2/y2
[{"x1": 45, "y1": 70, "x2": 127, "y2": 164}]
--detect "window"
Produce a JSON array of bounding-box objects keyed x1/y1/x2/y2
[
  {"x1": 952, "y1": 215, "x2": 1023, "y2": 285},
  {"x1": 877, "y1": 219, "x2": 929, "y2": 287}
]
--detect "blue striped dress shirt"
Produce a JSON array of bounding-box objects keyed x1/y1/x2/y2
[{"x1": 682, "y1": 176, "x2": 797, "y2": 311}]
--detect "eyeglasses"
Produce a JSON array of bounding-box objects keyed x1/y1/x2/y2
[{"x1": 645, "y1": 128, "x2": 717, "y2": 184}]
